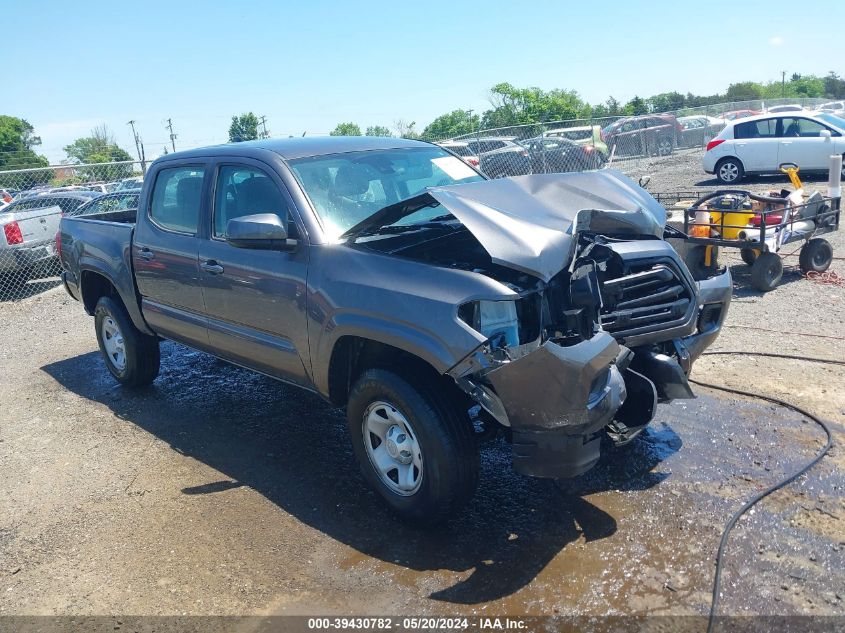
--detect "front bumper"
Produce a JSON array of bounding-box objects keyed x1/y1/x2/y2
[
  {"x1": 684, "y1": 265, "x2": 732, "y2": 363},
  {"x1": 448, "y1": 266, "x2": 731, "y2": 481},
  {"x1": 450, "y1": 331, "x2": 629, "y2": 479}
]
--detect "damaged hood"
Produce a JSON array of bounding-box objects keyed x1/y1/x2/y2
[{"x1": 343, "y1": 169, "x2": 667, "y2": 282}]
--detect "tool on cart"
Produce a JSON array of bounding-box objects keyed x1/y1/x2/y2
[{"x1": 680, "y1": 162, "x2": 840, "y2": 291}]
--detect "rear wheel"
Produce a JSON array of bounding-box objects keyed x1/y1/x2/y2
[
  {"x1": 750, "y1": 252, "x2": 783, "y2": 292},
  {"x1": 346, "y1": 368, "x2": 479, "y2": 524},
  {"x1": 716, "y1": 157, "x2": 744, "y2": 184},
  {"x1": 94, "y1": 296, "x2": 160, "y2": 386},
  {"x1": 656, "y1": 137, "x2": 674, "y2": 156},
  {"x1": 740, "y1": 248, "x2": 759, "y2": 266},
  {"x1": 799, "y1": 238, "x2": 833, "y2": 274}
]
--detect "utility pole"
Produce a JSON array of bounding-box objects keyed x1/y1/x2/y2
[
  {"x1": 127, "y1": 120, "x2": 146, "y2": 175},
  {"x1": 138, "y1": 136, "x2": 147, "y2": 175},
  {"x1": 165, "y1": 118, "x2": 177, "y2": 152},
  {"x1": 259, "y1": 115, "x2": 270, "y2": 139},
  {"x1": 781, "y1": 71, "x2": 786, "y2": 98}
]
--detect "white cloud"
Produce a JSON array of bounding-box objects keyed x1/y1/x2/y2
[{"x1": 769, "y1": 36, "x2": 784, "y2": 46}]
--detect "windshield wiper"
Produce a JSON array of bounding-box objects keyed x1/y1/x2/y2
[
  {"x1": 354, "y1": 216, "x2": 459, "y2": 238},
  {"x1": 341, "y1": 193, "x2": 440, "y2": 241}
]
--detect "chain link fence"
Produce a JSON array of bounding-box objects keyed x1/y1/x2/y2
[
  {"x1": 0, "y1": 97, "x2": 833, "y2": 302},
  {"x1": 423, "y1": 97, "x2": 831, "y2": 184},
  {"x1": 0, "y1": 161, "x2": 144, "y2": 302}
]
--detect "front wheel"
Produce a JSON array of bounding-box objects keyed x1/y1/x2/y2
[
  {"x1": 94, "y1": 296, "x2": 160, "y2": 386},
  {"x1": 716, "y1": 157, "x2": 744, "y2": 184},
  {"x1": 750, "y1": 252, "x2": 783, "y2": 292},
  {"x1": 740, "y1": 248, "x2": 759, "y2": 266},
  {"x1": 346, "y1": 368, "x2": 479, "y2": 524}
]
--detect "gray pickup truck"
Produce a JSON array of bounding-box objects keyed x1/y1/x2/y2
[{"x1": 59, "y1": 137, "x2": 731, "y2": 523}]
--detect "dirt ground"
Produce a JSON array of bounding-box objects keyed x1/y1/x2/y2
[{"x1": 1, "y1": 188, "x2": 843, "y2": 623}]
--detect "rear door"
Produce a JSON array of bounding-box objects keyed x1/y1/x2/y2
[
  {"x1": 777, "y1": 117, "x2": 839, "y2": 171},
  {"x1": 733, "y1": 118, "x2": 779, "y2": 172},
  {"x1": 197, "y1": 159, "x2": 311, "y2": 384},
  {"x1": 132, "y1": 162, "x2": 210, "y2": 349}
]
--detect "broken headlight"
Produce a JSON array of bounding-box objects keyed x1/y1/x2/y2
[{"x1": 459, "y1": 300, "x2": 519, "y2": 348}]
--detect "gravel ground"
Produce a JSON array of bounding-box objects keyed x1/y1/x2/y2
[{"x1": 0, "y1": 169, "x2": 843, "y2": 625}]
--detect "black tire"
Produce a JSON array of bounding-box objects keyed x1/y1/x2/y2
[
  {"x1": 740, "y1": 248, "x2": 759, "y2": 266},
  {"x1": 94, "y1": 296, "x2": 160, "y2": 386},
  {"x1": 685, "y1": 245, "x2": 720, "y2": 281},
  {"x1": 346, "y1": 368, "x2": 479, "y2": 525},
  {"x1": 716, "y1": 157, "x2": 744, "y2": 184},
  {"x1": 799, "y1": 238, "x2": 833, "y2": 274},
  {"x1": 750, "y1": 252, "x2": 783, "y2": 292}
]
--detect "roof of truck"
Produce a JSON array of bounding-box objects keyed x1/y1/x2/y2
[{"x1": 161, "y1": 136, "x2": 430, "y2": 162}]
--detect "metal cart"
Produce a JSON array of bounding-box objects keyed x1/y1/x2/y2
[{"x1": 676, "y1": 188, "x2": 841, "y2": 291}]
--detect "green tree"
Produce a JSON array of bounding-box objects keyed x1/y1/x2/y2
[
  {"x1": 824, "y1": 72, "x2": 845, "y2": 98},
  {"x1": 648, "y1": 91, "x2": 685, "y2": 113},
  {"x1": 0, "y1": 116, "x2": 50, "y2": 187},
  {"x1": 228, "y1": 112, "x2": 260, "y2": 142},
  {"x1": 480, "y1": 83, "x2": 590, "y2": 128},
  {"x1": 365, "y1": 125, "x2": 392, "y2": 137},
  {"x1": 394, "y1": 120, "x2": 419, "y2": 139},
  {"x1": 725, "y1": 81, "x2": 763, "y2": 101},
  {"x1": 421, "y1": 110, "x2": 479, "y2": 140},
  {"x1": 624, "y1": 96, "x2": 648, "y2": 115},
  {"x1": 63, "y1": 125, "x2": 134, "y2": 179},
  {"x1": 330, "y1": 122, "x2": 362, "y2": 136}
]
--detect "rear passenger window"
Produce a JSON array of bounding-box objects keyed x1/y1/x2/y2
[
  {"x1": 735, "y1": 119, "x2": 777, "y2": 139},
  {"x1": 150, "y1": 166, "x2": 205, "y2": 233}
]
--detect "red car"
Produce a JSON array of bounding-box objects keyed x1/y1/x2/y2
[
  {"x1": 721, "y1": 109, "x2": 760, "y2": 121},
  {"x1": 601, "y1": 114, "x2": 683, "y2": 157}
]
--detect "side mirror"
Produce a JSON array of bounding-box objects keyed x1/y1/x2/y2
[
  {"x1": 820, "y1": 129, "x2": 832, "y2": 141},
  {"x1": 225, "y1": 213, "x2": 297, "y2": 250}
]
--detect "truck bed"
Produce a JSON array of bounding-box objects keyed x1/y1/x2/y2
[{"x1": 59, "y1": 212, "x2": 147, "y2": 332}]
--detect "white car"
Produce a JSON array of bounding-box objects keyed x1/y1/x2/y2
[
  {"x1": 819, "y1": 101, "x2": 845, "y2": 115},
  {"x1": 702, "y1": 112, "x2": 845, "y2": 183},
  {"x1": 435, "y1": 141, "x2": 480, "y2": 168},
  {"x1": 766, "y1": 104, "x2": 805, "y2": 113}
]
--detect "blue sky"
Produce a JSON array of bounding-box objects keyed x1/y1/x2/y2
[{"x1": 4, "y1": 0, "x2": 843, "y2": 163}]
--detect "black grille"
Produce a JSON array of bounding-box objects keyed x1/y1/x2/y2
[{"x1": 599, "y1": 261, "x2": 693, "y2": 340}]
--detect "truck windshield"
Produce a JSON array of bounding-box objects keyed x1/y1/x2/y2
[{"x1": 289, "y1": 146, "x2": 484, "y2": 240}]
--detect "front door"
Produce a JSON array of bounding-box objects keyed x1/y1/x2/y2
[
  {"x1": 197, "y1": 160, "x2": 311, "y2": 385},
  {"x1": 133, "y1": 163, "x2": 210, "y2": 349},
  {"x1": 777, "y1": 117, "x2": 836, "y2": 171}
]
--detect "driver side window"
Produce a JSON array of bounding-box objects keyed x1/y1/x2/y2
[{"x1": 214, "y1": 165, "x2": 290, "y2": 238}]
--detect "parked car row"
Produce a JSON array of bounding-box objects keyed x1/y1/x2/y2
[
  {"x1": 438, "y1": 133, "x2": 605, "y2": 179},
  {"x1": 1, "y1": 187, "x2": 141, "y2": 285},
  {"x1": 14, "y1": 177, "x2": 143, "y2": 201}
]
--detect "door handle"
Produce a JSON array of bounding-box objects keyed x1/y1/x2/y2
[
  {"x1": 138, "y1": 249, "x2": 154, "y2": 261},
  {"x1": 780, "y1": 141, "x2": 792, "y2": 145},
  {"x1": 200, "y1": 260, "x2": 224, "y2": 275}
]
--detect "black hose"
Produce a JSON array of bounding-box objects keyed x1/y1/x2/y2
[
  {"x1": 702, "y1": 350, "x2": 845, "y2": 367},
  {"x1": 690, "y1": 351, "x2": 836, "y2": 633}
]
